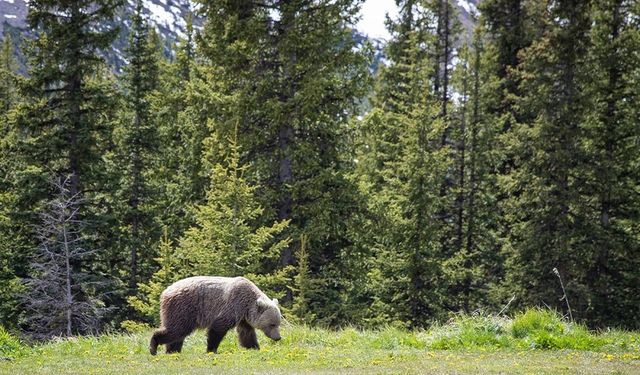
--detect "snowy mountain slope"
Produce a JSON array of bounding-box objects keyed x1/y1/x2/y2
[
  {"x1": 0, "y1": 0, "x2": 196, "y2": 35},
  {"x1": 456, "y1": 0, "x2": 481, "y2": 39},
  {"x1": 1, "y1": 0, "x2": 480, "y2": 71},
  {"x1": 0, "y1": 0, "x2": 199, "y2": 70},
  {"x1": 0, "y1": 0, "x2": 27, "y2": 33}
]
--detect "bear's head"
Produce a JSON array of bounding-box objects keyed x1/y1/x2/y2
[{"x1": 253, "y1": 296, "x2": 282, "y2": 341}]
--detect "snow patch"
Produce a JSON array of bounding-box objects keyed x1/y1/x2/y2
[
  {"x1": 2, "y1": 0, "x2": 15, "y2": 4},
  {"x1": 269, "y1": 8, "x2": 281, "y2": 22},
  {"x1": 144, "y1": 0, "x2": 177, "y2": 30},
  {"x1": 456, "y1": 0, "x2": 478, "y2": 16},
  {"x1": 4, "y1": 14, "x2": 17, "y2": 19}
]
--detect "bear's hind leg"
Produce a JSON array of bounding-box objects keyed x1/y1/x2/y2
[
  {"x1": 150, "y1": 329, "x2": 165, "y2": 355},
  {"x1": 150, "y1": 326, "x2": 192, "y2": 355},
  {"x1": 166, "y1": 340, "x2": 184, "y2": 354},
  {"x1": 237, "y1": 320, "x2": 259, "y2": 350}
]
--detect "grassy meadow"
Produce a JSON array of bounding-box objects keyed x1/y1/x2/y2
[{"x1": 1, "y1": 310, "x2": 639, "y2": 374}]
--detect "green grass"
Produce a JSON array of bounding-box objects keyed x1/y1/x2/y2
[
  {"x1": 428, "y1": 309, "x2": 638, "y2": 351},
  {"x1": 2, "y1": 310, "x2": 639, "y2": 374}
]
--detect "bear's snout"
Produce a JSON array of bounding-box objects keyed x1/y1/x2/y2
[{"x1": 272, "y1": 335, "x2": 281, "y2": 341}]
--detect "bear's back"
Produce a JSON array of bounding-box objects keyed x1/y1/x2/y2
[
  {"x1": 162, "y1": 276, "x2": 253, "y2": 298},
  {"x1": 160, "y1": 276, "x2": 263, "y2": 329}
]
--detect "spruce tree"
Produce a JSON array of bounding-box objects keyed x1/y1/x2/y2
[
  {"x1": 0, "y1": 35, "x2": 23, "y2": 329},
  {"x1": 10, "y1": 0, "x2": 123, "y2": 329},
  {"x1": 444, "y1": 30, "x2": 503, "y2": 313},
  {"x1": 506, "y1": 0, "x2": 594, "y2": 318},
  {"x1": 0, "y1": 36, "x2": 17, "y2": 114},
  {"x1": 197, "y1": 0, "x2": 370, "y2": 322},
  {"x1": 173, "y1": 128, "x2": 291, "y2": 295},
  {"x1": 117, "y1": 0, "x2": 161, "y2": 290},
  {"x1": 579, "y1": 0, "x2": 640, "y2": 327},
  {"x1": 21, "y1": 0, "x2": 122, "y2": 196},
  {"x1": 355, "y1": 0, "x2": 452, "y2": 327}
]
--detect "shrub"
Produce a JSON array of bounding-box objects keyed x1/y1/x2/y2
[
  {"x1": 0, "y1": 326, "x2": 27, "y2": 359},
  {"x1": 511, "y1": 309, "x2": 565, "y2": 339},
  {"x1": 429, "y1": 314, "x2": 512, "y2": 350},
  {"x1": 120, "y1": 320, "x2": 152, "y2": 334}
]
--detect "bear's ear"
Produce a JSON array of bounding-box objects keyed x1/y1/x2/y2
[
  {"x1": 272, "y1": 298, "x2": 279, "y2": 306},
  {"x1": 256, "y1": 297, "x2": 271, "y2": 311}
]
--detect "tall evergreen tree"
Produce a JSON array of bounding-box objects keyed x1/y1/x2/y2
[
  {"x1": 0, "y1": 36, "x2": 17, "y2": 114},
  {"x1": 21, "y1": 0, "x2": 122, "y2": 197},
  {"x1": 355, "y1": 0, "x2": 452, "y2": 327},
  {"x1": 444, "y1": 30, "x2": 503, "y2": 313},
  {"x1": 427, "y1": 0, "x2": 462, "y2": 269},
  {"x1": 9, "y1": 0, "x2": 123, "y2": 329},
  {"x1": 580, "y1": 0, "x2": 640, "y2": 327},
  {"x1": 197, "y1": 0, "x2": 371, "y2": 322},
  {"x1": 0, "y1": 35, "x2": 24, "y2": 329},
  {"x1": 117, "y1": 0, "x2": 161, "y2": 290},
  {"x1": 506, "y1": 0, "x2": 594, "y2": 318}
]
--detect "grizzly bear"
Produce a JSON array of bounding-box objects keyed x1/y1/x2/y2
[{"x1": 149, "y1": 276, "x2": 282, "y2": 355}]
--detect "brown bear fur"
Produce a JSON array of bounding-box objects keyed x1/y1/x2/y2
[{"x1": 149, "y1": 276, "x2": 282, "y2": 355}]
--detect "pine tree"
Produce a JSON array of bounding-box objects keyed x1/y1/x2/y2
[
  {"x1": 426, "y1": 0, "x2": 462, "y2": 271},
  {"x1": 0, "y1": 36, "x2": 18, "y2": 114},
  {"x1": 21, "y1": 0, "x2": 122, "y2": 196},
  {"x1": 443, "y1": 29, "x2": 504, "y2": 313},
  {"x1": 176, "y1": 127, "x2": 291, "y2": 295},
  {"x1": 355, "y1": 0, "x2": 453, "y2": 327},
  {"x1": 151, "y1": 22, "x2": 216, "y2": 241},
  {"x1": 197, "y1": 0, "x2": 371, "y2": 321},
  {"x1": 506, "y1": 0, "x2": 594, "y2": 318},
  {"x1": 579, "y1": 0, "x2": 640, "y2": 327},
  {"x1": 117, "y1": 0, "x2": 161, "y2": 290},
  {"x1": 0, "y1": 35, "x2": 23, "y2": 329}
]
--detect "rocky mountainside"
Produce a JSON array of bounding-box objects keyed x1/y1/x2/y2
[
  {"x1": 1, "y1": 0, "x2": 198, "y2": 71},
  {"x1": 1, "y1": 0, "x2": 480, "y2": 71},
  {"x1": 455, "y1": 0, "x2": 481, "y2": 36}
]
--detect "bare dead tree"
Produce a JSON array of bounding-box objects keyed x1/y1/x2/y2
[{"x1": 21, "y1": 174, "x2": 107, "y2": 340}]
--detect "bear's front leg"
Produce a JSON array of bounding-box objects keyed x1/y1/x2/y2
[
  {"x1": 207, "y1": 317, "x2": 236, "y2": 353},
  {"x1": 206, "y1": 328, "x2": 227, "y2": 353},
  {"x1": 237, "y1": 320, "x2": 260, "y2": 350}
]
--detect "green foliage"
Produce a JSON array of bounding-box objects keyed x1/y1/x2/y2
[
  {"x1": 119, "y1": 320, "x2": 151, "y2": 334},
  {"x1": 127, "y1": 228, "x2": 183, "y2": 324},
  {"x1": 0, "y1": 326, "x2": 26, "y2": 359},
  {"x1": 0, "y1": 33, "x2": 26, "y2": 331},
  {"x1": 110, "y1": 0, "x2": 164, "y2": 293},
  {"x1": 1, "y1": 0, "x2": 639, "y2": 335},
  {"x1": 176, "y1": 130, "x2": 291, "y2": 290},
  {"x1": 511, "y1": 309, "x2": 566, "y2": 339},
  {"x1": 290, "y1": 235, "x2": 321, "y2": 324},
  {"x1": 499, "y1": 0, "x2": 640, "y2": 328},
  {"x1": 197, "y1": 0, "x2": 372, "y2": 324},
  {"x1": 428, "y1": 309, "x2": 638, "y2": 351}
]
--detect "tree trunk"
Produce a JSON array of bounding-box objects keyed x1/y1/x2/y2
[{"x1": 62, "y1": 201, "x2": 73, "y2": 337}]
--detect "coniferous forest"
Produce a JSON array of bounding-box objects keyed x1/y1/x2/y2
[{"x1": 1, "y1": 0, "x2": 639, "y2": 340}]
